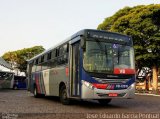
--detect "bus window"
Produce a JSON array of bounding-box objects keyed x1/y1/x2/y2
[
  {"x1": 59, "y1": 46, "x2": 63, "y2": 56},
  {"x1": 57, "y1": 44, "x2": 68, "y2": 65},
  {"x1": 31, "y1": 60, "x2": 36, "y2": 72},
  {"x1": 41, "y1": 56, "x2": 44, "y2": 63},
  {"x1": 63, "y1": 44, "x2": 68, "y2": 53},
  {"x1": 35, "y1": 59, "x2": 38, "y2": 65},
  {"x1": 36, "y1": 58, "x2": 42, "y2": 71},
  {"x1": 44, "y1": 54, "x2": 48, "y2": 62},
  {"x1": 51, "y1": 50, "x2": 56, "y2": 59},
  {"x1": 56, "y1": 48, "x2": 59, "y2": 57},
  {"x1": 47, "y1": 52, "x2": 52, "y2": 60}
]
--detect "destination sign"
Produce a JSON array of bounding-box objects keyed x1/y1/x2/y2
[{"x1": 87, "y1": 30, "x2": 132, "y2": 45}]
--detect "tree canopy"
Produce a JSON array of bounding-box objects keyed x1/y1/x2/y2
[
  {"x1": 2, "y1": 46, "x2": 45, "y2": 72},
  {"x1": 97, "y1": 4, "x2": 160, "y2": 69}
]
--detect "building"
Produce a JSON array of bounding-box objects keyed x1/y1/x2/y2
[
  {"x1": 0, "y1": 57, "x2": 14, "y2": 89},
  {"x1": 0, "y1": 57, "x2": 12, "y2": 72}
]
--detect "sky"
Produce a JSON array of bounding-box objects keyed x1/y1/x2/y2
[{"x1": 0, "y1": 0, "x2": 160, "y2": 56}]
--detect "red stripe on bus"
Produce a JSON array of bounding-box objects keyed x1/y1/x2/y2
[
  {"x1": 92, "y1": 83, "x2": 108, "y2": 89},
  {"x1": 41, "y1": 73, "x2": 46, "y2": 95},
  {"x1": 65, "y1": 67, "x2": 69, "y2": 76},
  {"x1": 35, "y1": 74, "x2": 41, "y2": 93}
]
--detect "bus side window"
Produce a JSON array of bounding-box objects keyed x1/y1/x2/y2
[
  {"x1": 32, "y1": 60, "x2": 36, "y2": 72},
  {"x1": 57, "y1": 47, "x2": 61, "y2": 65},
  {"x1": 59, "y1": 46, "x2": 65, "y2": 65},
  {"x1": 63, "y1": 44, "x2": 68, "y2": 53},
  {"x1": 40, "y1": 55, "x2": 44, "y2": 70},
  {"x1": 51, "y1": 49, "x2": 56, "y2": 59},
  {"x1": 59, "y1": 46, "x2": 63, "y2": 56},
  {"x1": 62, "y1": 44, "x2": 69, "y2": 64},
  {"x1": 56, "y1": 48, "x2": 59, "y2": 57},
  {"x1": 41, "y1": 56, "x2": 44, "y2": 63},
  {"x1": 46, "y1": 52, "x2": 52, "y2": 68},
  {"x1": 44, "y1": 54, "x2": 48, "y2": 62},
  {"x1": 66, "y1": 44, "x2": 69, "y2": 53},
  {"x1": 35, "y1": 59, "x2": 38, "y2": 65},
  {"x1": 55, "y1": 44, "x2": 68, "y2": 66},
  {"x1": 47, "y1": 52, "x2": 52, "y2": 60},
  {"x1": 64, "y1": 44, "x2": 69, "y2": 63},
  {"x1": 41, "y1": 54, "x2": 48, "y2": 70},
  {"x1": 51, "y1": 49, "x2": 57, "y2": 68},
  {"x1": 54, "y1": 48, "x2": 58, "y2": 66},
  {"x1": 28, "y1": 61, "x2": 33, "y2": 74},
  {"x1": 36, "y1": 58, "x2": 42, "y2": 71}
]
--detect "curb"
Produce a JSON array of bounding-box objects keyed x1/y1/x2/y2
[{"x1": 135, "y1": 93, "x2": 160, "y2": 97}]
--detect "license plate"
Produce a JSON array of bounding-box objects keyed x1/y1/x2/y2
[{"x1": 109, "y1": 93, "x2": 118, "y2": 97}]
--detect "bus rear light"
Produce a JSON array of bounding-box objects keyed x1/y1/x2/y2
[{"x1": 92, "y1": 83, "x2": 108, "y2": 89}]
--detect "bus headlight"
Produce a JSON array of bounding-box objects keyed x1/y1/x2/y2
[{"x1": 82, "y1": 80, "x2": 94, "y2": 90}]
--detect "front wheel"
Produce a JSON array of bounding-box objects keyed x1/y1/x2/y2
[
  {"x1": 60, "y1": 85, "x2": 70, "y2": 105},
  {"x1": 98, "y1": 99, "x2": 112, "y2": 105}
]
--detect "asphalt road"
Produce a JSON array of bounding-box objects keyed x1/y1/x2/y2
[{"x1": 0, "y1": 90, "x2": 160, "y2": 119}]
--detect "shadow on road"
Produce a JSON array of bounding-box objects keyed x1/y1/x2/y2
[
  {"x1": 0, "y1": 89, "x2": 13, "y2": 92},
  {"x1": 42, "y1": 96, "x2": 125, "y2": 109},
  {"x1": 72, "y1": 100, "x2": 125, "y2": 109}
]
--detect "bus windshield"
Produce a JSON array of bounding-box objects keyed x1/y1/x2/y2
[{"x1": 83, "y1": 40, "x2": 135, "y2": 73}]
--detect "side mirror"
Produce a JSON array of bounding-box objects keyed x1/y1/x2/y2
[{"x1": 80, "y1": 38, "x2": 86, "y2": 49}]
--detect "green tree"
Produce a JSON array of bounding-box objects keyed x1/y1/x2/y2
[
  {"x1": 97, "y1": 4, "x2": 160, "y2": 91},
  {"x1": 2, "y1": 46, "x2": 45, "y2": 73}
]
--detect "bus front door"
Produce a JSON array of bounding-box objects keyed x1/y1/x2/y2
[{"x1": 70, "y1": 41, "x2": 80, "y2": 97}]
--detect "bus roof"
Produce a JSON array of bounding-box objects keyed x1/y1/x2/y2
[{"x1": 28, "y1": 29, "x2": 131, "y2": 63}]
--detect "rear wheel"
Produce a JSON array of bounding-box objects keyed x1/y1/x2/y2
[
  {"x1": 34, "y1": 86, "x2": 40, "y2": 98},
  {"x1": 60, "y1": 85, "x2": 70, "y2": 105},
  {"x1": 98, "y1": 99, "x2": 112, "y2": 105},
  {"x1": 13, "y1": 85, "x2": 18, "y2": 90}
]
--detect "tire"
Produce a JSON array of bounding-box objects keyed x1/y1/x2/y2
[
  {"x1": 13, "y1": 85, "x2": 18, "y2": 90},
  {"x1": 98, "y1": 99, "x2": 112, "y2": 105},
  {"x1": 34, "y1": 86, "x2": 40, "y2": 98},
  {"x1": 60, "y1": 85, "x2": 70, "y2": 105}
]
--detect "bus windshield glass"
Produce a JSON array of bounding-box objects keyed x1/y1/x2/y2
[{"x1": 83, "y1": 40, "x2": 134, "y2": 73}]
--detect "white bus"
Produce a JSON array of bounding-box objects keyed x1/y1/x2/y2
[{"x1": 27, "y1": 29, "x2": 136, "y2": 105}]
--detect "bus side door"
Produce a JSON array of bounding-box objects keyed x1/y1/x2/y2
[{"x1": 70, "y1": 40, "x2": 80, "y2": 97}]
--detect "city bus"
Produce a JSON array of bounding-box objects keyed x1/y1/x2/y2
[
  {"x1": 0, "y1": 71, "x2": 14, "y2": 89},
  {"x1": 27, "y1": 29, "x2": 135, "y2": 105}
]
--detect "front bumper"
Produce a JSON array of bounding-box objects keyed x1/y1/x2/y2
[{"x1": 81, "y1": 82, "x2": 135, "y2": 99}]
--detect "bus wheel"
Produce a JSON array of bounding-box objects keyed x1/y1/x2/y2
[
  {"x1": 98, "y1": 99, "x2": 112, "y2": 105},
  {"x1": 34, "y1": 86, "x2": 39, "y2": 98},
  {"x1": 60, "y1": 85, "x2": 70, "y2": 105},
  {"x1": 13, "y1": 85, "x2": 18, "y2": 90}
]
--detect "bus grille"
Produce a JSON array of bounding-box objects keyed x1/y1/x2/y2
[{"x1": 94, "y1": 78, "x2": 129, "y2": 84}]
